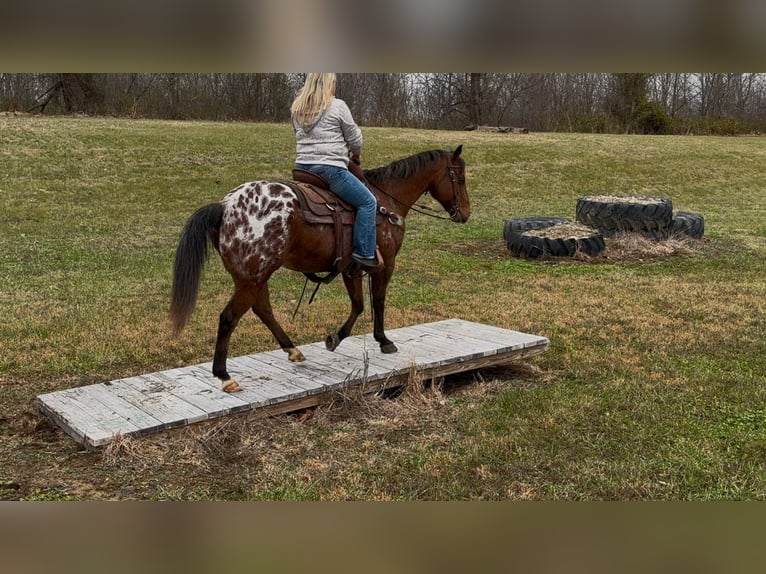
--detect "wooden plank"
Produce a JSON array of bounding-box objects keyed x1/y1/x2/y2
[
  {"x1": 264, "y1": 345, "x2": 392, "y2": 384},
  {"x1": 243, "y1": 350, "x2": 347, "y2": 387},
  {"x1": 404, "y1": 325, "x2": 519, "y2": 362},
  {"x1": 335, "y1": 336, "x2": 438, "y2": 368},
  {"x1": 37, "y1": 391, "x2": 126, "y2": 447},
  {"x1": 305, "y1": 345, "x2": 412, "y2": 395},
  {"x1": 72, "y1": 384, "x2": 164, "y2": 436},
  {"x1": 329, "y1": 327, "x2": 496, "y2": 391},
  {"x1": 423, "y1": 319, "x2": 549, "y2": 350},
  {"x1": 231, "y1": 356, "x2": 327, "y2": 405},
  {"x1": 37, "y1": 393, "x2": 99, "y2": 446},
  {"x1": 337, "y1": 320, "x2": 547, "y2": 386},
  {"x1": 247, "y1": 347, "x2": 382, "y2": 393},
  {"x1": 151, "y1": 370, "x2": 252, "y2": 417},
  {"x1": 233, "y1": 355, "x2": 329, "y2": 396},
  {"x1": 235, "y1": 354, "x2": 357, "y2": 408},
  {"x1": 107, "y1": 375, "x2": 209, "y2": 429},
  {"x1": 37, "y1": 319, "x2": 549, "y2": 447},
  {"x1": 299, "y1": 342, "x2": 406, "y2": 386},
  {"x1": 400, "y1": 323, "x2": 549, "y2": 367},
  {"x1": 329, "y1": 336, "x2": 425, "y2": 372},
  {"x1": 162, "y1": 365, "x2": 219, "y2": 388},
  {"x1": 364, "y1": 326, "x2": 477, "y2": 370}
]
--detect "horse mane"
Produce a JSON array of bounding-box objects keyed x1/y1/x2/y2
[{"x1": 363, "y1": 149, "x2": 446, "y2": 186}]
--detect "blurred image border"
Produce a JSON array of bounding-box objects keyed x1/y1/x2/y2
[
  {"x1": 1, "y1": 502, "x2": 765, "y2": 573},
  {"x1": 1, "y1": 0, "x2": 764, "y2": 71}
]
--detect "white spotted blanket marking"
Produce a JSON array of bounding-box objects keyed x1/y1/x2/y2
[{"x1": 219, "y1": 182, "x2": 298, "y2": 279}]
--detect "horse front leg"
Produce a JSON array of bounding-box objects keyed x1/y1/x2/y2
[
  {"x1": 371, "y1": 266, "x2": 398, "y2": 354},
  {"x1": 326, "y1": 272, "x2": 364, "y2": 352}
]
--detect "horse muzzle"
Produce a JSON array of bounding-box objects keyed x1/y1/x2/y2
[{"x1": 450, "y1": 209, "x2": 470, "y2": 223}]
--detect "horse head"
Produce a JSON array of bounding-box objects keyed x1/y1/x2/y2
[{"x1": 429, "y1": 145, "x2": 470, "y2": 223}]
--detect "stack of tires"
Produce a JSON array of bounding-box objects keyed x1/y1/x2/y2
[
  {"x1": 575, "y1": 195, "x2": 704, "y2": 241},
  {"x1": 503, "y1": 196, "x2": 704, "y2": 259}
]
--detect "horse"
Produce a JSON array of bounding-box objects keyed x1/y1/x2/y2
[{"x1": 169, "y1": 145, "x2": 470, "y2": 393}]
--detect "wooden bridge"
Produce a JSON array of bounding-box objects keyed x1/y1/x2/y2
[{"x1": 37, "y1": 319, "x2": 549, "y2": 448}]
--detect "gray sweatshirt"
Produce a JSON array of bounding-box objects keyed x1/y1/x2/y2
[{"x1": 293, "y1": 97, "x2": 363, "y2": 168}]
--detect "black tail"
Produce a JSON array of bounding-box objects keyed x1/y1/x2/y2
[{"x1": 169, "y1": 203, "x2": 224, "y2": 335}]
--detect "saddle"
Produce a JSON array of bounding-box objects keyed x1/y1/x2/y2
[
  {"x1": 285, "y1": 164, "x2": 381, "y2": 281},
  {"x1": 288, "y1": 169, "x2": 357, "y2": 226}
]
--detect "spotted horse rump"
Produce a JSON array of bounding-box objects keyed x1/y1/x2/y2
[{"x1": 217, "y1": 181, "x2": 298, "y2": 282}]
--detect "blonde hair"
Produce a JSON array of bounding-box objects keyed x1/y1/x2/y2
[{"x1": 290, "y1": 73, "x2": 337, "y2": 130}]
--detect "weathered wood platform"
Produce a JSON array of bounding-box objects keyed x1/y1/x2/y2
[{"x1": 37, "y1": 319, "x2": 549, "y2": 448}]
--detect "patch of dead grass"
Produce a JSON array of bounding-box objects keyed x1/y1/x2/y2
[
  {"x1": 582, "y1": 195, "x2": 667, "y2": 205},
  {"x1": 523, "y1": 222, "x2": 599, "y2": 239},
  {"x1": 595, "y1": 232, "x2": 705, "y2": 262},
  {"x1": 102, "y1": 434, "x2": 167, "y2": 469}
]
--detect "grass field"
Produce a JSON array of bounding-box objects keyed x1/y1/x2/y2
[{"x1": 1, "y1": 115, "x2": 764, "y2": 500}]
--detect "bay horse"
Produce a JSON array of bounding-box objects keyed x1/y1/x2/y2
[{"x1": 170, "y1": 146, "x2": 470, "y2": 393}]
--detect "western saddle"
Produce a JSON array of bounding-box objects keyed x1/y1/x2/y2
[{"x1": 284, "y1": 162, "x2": 382, "y2": 282}]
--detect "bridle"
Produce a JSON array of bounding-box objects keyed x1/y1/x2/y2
[
  {"x1": 371, "y1": 158, "x2": 466, "y2": 222},
  {"x1": 439, "y1": 162, "x2": 466, "y2": 221}
]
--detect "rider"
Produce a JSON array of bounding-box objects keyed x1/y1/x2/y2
[{"x1": 291, "y1": 73, "x2": 378, "y2": 268}]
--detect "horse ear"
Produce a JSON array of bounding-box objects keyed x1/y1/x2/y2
[{"x1": 453, "y1": 145, "x2": 463, "y2": 159}]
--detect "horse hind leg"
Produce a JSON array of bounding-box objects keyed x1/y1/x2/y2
[
  {"x1": 213, "y1": 282, "x2": 303, "y2": 393},
  {"x1": 326, "y1": 272, "x2": 364, "y2": 352},
  {"x1": 213, "y1": 287, "x2": 261, "y2": 393},
  {"x1": 252, "y1": 283, "x2": 305, "y2": 362}
]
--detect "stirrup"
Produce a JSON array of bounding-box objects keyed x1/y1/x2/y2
[{"x1": 352, "y1": 254, "x2": 378, "y2": 268}]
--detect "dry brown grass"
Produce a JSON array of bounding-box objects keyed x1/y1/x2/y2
[
  {"x1": 523, "y1": 222, "x2": 599, "y2": 239},
  {"x1": 581, "y1": 195, "x2": 668, "y2": 205},
  {"x1": 601, "y1": 232, "x2": 705, "y2": 259}
]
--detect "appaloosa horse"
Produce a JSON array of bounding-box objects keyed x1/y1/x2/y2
[{"x1": 170, "y1": 146, "x2": 470, "y2": 392}]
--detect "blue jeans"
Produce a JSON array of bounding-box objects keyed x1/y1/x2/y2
[{"x1": 295, "y1": 163, "x2": 377, "y2": 259}]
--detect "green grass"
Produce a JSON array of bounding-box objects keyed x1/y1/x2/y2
[{"x1": 1, "y1": 115, "x2": 765, "y2": 500}]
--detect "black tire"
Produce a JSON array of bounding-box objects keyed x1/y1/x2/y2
[
  {"x1": 503, "y1": 217, "x2": 606, "y2": 259},
  {"x1": 503, "y1": 217, "x2": 570, "y2": 239},
  {"x1": 576, "y1": 196, "x2": 673, "y2": 239},
  {"x1": 670, "y1": 211, "x2": 705, "y2": 238}
]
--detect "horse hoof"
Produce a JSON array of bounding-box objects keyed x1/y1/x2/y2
[
  {"x1": 222, "y1": 379, "x2": 242, "y2": 393},
  {"x1": 287, "y1": 347, "x2": 306, "y2": 362},
  {"x1": 325, "y1": 334, "x2": 341, "y2": 352},
  {"x1": 381, "y1": 342, "x2": 398, "y2": 354}
]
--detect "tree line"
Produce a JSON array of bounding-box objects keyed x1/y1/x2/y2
[{"x1": 2, "y1": 73, "x2": 765, "y2": 135}]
